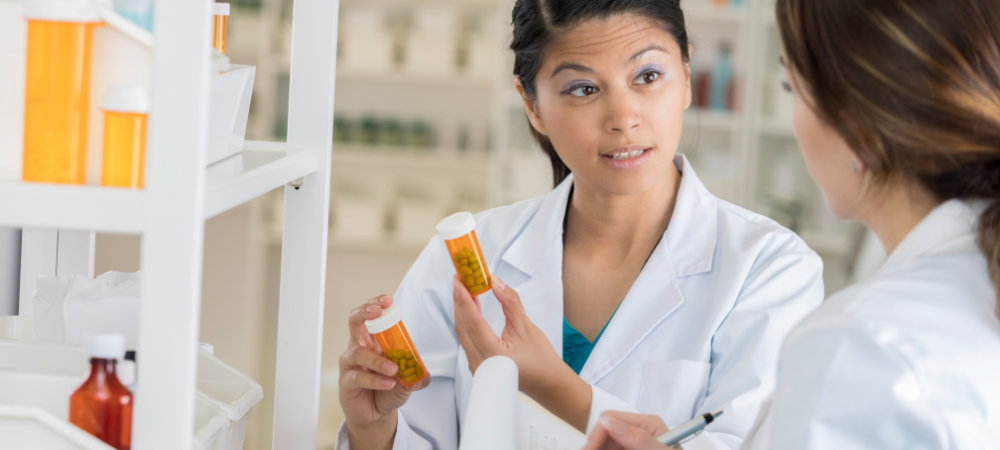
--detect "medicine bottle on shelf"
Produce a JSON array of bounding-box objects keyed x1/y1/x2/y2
[
  {"x1": 437, "y1": 212, "x2": 491, "y2": 296},
  {"x1": 101, "y1": 86, "x2": 150, "y2": 188},
  {"x1": 212, "y1": 3, "x2": 229, "y2": 54},
  {"x1": 365, "y1": 306, "x2": 428, "y2": 387},
  {"x1": 70, "y1": 333, "x2": 133, "y2": 450},
  {"x1": 22, "y1": 0, "x2": 102, "y2": 184}
]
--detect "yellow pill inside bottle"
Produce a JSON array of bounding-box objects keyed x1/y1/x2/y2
[
  {"x1": 437, "y1": 212, "x2": 492, "y2": 296},
  {"x1": 364, "y1": 305, "x2": 428, "y2": 387}
]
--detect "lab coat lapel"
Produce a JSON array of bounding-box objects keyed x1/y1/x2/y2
[
  {"x1": 492, "y1": 176, "x2": 575, "y2": 353},
  {"x1": 579, "y1": 155, "x2": 718, "y2": 383}
]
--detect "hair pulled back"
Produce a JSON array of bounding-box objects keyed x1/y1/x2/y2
[
  {"x1": 510, "y1": 0, "x2": 690, "y2": 187},
  {"x1": 777, "y1": 0, "x2": 1000, "y2": 317}
]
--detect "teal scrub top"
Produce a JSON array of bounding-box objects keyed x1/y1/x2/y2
[{"x1": 562, "y1": 311, "x2": 617, "y2": 374}]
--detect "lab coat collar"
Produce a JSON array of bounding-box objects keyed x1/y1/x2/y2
[
  {"x1": 665, "y1": 154, "x2": 718, "y2": 277},
  {"x1": 499, "y1": 154, "x2": 717, "y2": 279},
  {"x1": 877, "y1": 199, "x2": 985, "y2": 275}
]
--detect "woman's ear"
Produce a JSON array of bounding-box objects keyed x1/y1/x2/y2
[
  {"x1": 684, "y1": 45, "x2": 694, "y2": 110},
  {"x1": 516, "y1": 78, "x2": 548, "y2": 136}
]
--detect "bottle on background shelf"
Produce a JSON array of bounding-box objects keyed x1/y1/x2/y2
[
  {"x1": 69, "y1": 333, "x2": 133, "y2": 450},
  {"x1": 710, "y1": 42, "x2": 734, "y2": 112},
  {"x1": 112, "y1": 0, "x2": 153, "y2": 31},
  {"x1": 101, "y1": 86, "x2": 151, "y2": 189},
  {"x1": 212, "y1": 2, "x2": 229, "y2": 54},
  {"x1": 22, "y1": 0, "x2": 102, "y2": 184}
]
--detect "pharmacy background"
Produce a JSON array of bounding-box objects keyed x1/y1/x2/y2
[{"x1": 0, "y1": 0, "x2": 886, "y2": 449}]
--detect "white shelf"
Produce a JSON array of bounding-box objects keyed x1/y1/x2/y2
[
  {"x1": 204, "y1": 140, "x2": 318, "y2": 219},
  {"x1": 685, "y1": 110, "x2": 742, "y2": 130},
  {"x1": 335, "y1": 70, "x2": 493, "y2": 90},
  {"x1": 759, "y1": 117, "x2": 795, "y2": 137},
  {"x1": 331, "y1": 147, "x2": 489, "y2": 173},
  {"x1": 0, "y1": 181, "x2": 146, "y2": 233}
]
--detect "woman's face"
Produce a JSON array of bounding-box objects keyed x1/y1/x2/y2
[
  {"x1": 781, "y1": 60, "x2": 865, "y2": 220},
  {"x1": 521, "y1": 14, "x2": 692, "y2": 196}
]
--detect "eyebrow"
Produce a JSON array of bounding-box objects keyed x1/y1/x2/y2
[{"x1": 549, "y1": 44, "x2": 670, "y2": 79}]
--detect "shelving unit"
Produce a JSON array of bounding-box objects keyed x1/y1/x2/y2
[{"x1": 0, "y1": 0, "x2": 339, "y2": 449}]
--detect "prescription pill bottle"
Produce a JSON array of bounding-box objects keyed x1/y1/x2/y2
[
  {"x1": 364, "y1": 305, "x2": 428, "y2": 387},
  {"x1": 101, "y1": 86, "x2": 150, "y2": 189},
  {"x1": 212, "y1": 3, "x2": 229, "y2": 54},
  {"x1": 22, "y1": 0, "x2": 102, "y2": 184},
  {"x1": 437, "y1": 212, "x2": 491, "y2": 296}
]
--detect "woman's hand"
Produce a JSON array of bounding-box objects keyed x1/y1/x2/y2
[
  {"x1": 339, "y1": 295, "x2": 431, "y2": 449},
  {"x1": 452, "y1": 274, "x2": 592, "y2": 431},
  {"x1": 581, "y1": 411, "x2": 672, "y2": 450}
]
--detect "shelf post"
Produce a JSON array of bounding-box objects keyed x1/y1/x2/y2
[
  {"x1": 132, "y1": 0, "x2": 214, "y2": 448},
  {"x1": 272, "y1": 0, "x2": 338, "y2": 447}
]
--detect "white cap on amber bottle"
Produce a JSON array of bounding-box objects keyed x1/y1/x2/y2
[
  {"x1": 436, "y1": 212, "x2": 476, "y2": 241},
  {"x1": 364, "y1": 305, "x2": 404, "y2": 334},
  {"x1": 84, "y1": 333, "x2": 126, "y2": 359}
]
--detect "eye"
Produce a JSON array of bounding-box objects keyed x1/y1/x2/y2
[
  {"x1": 781, "y1": 80, "x2": 792, "y2": 93},
  {"x1": 568, "y1": 85, "x2": 597, "y2": 97},
  {"x1": 635, "y1": 71, "x2": 660, "y2": 85}
]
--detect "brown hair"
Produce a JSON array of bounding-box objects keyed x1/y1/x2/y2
[
  {"x1": 509, "y1": 0, "x2": 690, "y2": 187},
  {"x1": 776, "y1": 0, "x2": 1000, "y2": 317}
]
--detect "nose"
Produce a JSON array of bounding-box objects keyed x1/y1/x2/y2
[{"x1": 604, "y1": 89, "x2": 642, "y2": 134}]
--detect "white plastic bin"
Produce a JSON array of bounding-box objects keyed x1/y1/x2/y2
[
  {"x1": 0, "y1": 315, "x2": 32, "y2": 340},
  {"x1": 0, "y1": 405, "x2": 115, "y2": 450},
  {"x1": 0, "y1": 337, "x2": 262, "y2": 450},
  {"x1": 208, "y1": 65, "x2": 256, "y2": 165}
]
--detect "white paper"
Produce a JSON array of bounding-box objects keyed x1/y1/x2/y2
[
  {"x1": 459, "y1": 355, "x2": 587, "y2": 450},
  {"x1": 32, "y1": 271, "x2": 141, "y2": 348}
]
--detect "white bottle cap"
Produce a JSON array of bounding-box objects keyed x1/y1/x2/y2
[
  {"x1": 101, "y1": 85, "x2": 151, "y2": 113},
  {"x1": 213, "y1": 2, "x2": 229, "y2": 16},
  {"x1": 117, "y1": 359, "x2": 136, "y2": 388},
  {"x1": 84, "y1": 333, "x2": 126, "y2": 359},
  {"x1": 436, "y1": 212, "x2": 476, "y2": 241},
  {"x1": 364, "y1": 305, "x2": 403, "y2": 334},
  {"x1": 24, "y1": 0, "x2": 102, "y2": 22}
]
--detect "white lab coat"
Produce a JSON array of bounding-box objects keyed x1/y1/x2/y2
[
  {"x1": 337, "y1": 155, "x2": 825, "y2": 450},
  {"x1": 743, "y1": 200, "x2": 1000, "y2": 449}
]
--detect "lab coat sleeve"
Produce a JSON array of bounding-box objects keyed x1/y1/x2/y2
[
  {"x1": 335, "y1": 238, "x2": 463, "y2": 450},
  {"x1": 682, "y1": 238, "x2": 825, "y2": 450},
  {"x1": 756, "y1": 317, "x2": 945, "y2": 450},
  {"x1": 588, "y1": 385, "x2": 639, "y2": 433}
]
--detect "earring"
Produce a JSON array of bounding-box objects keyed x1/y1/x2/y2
[{"x1": 850, "y1": 161, "x2": 858, "y2": 173}]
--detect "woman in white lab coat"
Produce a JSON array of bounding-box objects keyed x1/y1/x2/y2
[
  {"x1": 583, "y1": 0, "x2": 1000, "y2": 449},
  {"x1": 334, "y1": 1, "x2": 825, "y2": 449}
]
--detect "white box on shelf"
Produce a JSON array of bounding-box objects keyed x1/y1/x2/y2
[
  {"x1": 0, "y1": 338, "x2": 263, "y2": 450},
  {"x1": 342, "y1": 9, "x2": 393, "y2": 73},
  {"x1": 406, "y1": 7, "x2": 458, "y2": 77},
  {"x1": 0, "y1": 405, "x2": 115, "y2": 450},
  {"x1": 395, "y1": 200, "x2": 445, "y2": 246},
  {"x1": 208, "y1": 65, "x2": 256, "y2": 165},
  {"x1": 333, "y1": 196, "x2": 385, "y2": 243}
]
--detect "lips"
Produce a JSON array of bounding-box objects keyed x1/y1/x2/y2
[{"x1": 600, "y1": 145, "x2": 653, "y2": 170}]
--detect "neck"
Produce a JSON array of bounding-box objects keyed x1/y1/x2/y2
[
  {"x1": 856, "y1": 178, "x2": 940, "y2": 256},
  {"x1": 565, "y1": 166, "x2": 682, "y2": 260}
]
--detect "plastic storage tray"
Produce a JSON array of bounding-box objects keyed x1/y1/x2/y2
[
  {"x1": 0, "y1": 405, "x2": 115, "y2": 450},
  {"x1": 208, "y1": 65, "x2": 255, "y2": 165},
  {"x1": 0, "y1": 324, "x2": 262, "y2": 450}
]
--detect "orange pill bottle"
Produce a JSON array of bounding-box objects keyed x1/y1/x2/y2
[
  {"x1": 212, "y1": 3, "x2": 229, "y2": 54},
  {"x1": 364, "y1": 305, "x2": 428, "y2": 387},
  {"x1": 101, "y1": 86, "x2": 150, "y2": 188},
  {"x1": 22, "y1": 0, "x2": 102, "y2": 184},
  {"x1": 437, "y1": 212, "x2": 491, "y2": 296}
]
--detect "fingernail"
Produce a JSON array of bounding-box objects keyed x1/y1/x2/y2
[
  {"x1": 600, "y1": 416, "x2": 624, "y2": 436},
  {"x1": 382, "y1": 379, "x2": 396, "y2": 389},
  {"x1": 492, "y1": 276, "x2": 506, "y2": 291},
  {"x1": 383, "y1": 362, "x2": 398, "y2": 375},
  {"x1": 453, "y1": 277, "x2": 462, "y2": 296},
  {"x1": 380, "y1": 296, "x2": 390, "y2": 305},
  {"x1": 365, "y1": 305, "x2": 378, "y2": 314}
]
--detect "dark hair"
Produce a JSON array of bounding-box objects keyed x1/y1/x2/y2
[
  {"x1": 510, "y1": 0, "x2": 690, "y2": 187},
  {"x1": 777, "y1": 0, "x2": 1000, "y2": 318}
]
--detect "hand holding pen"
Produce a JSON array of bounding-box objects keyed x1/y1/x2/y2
[{"x1": 581, "y1": 410, "x2": 723, "y2": 450}]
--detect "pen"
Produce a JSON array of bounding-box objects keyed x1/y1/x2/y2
[{"x1": 655, "y1": 410, "x2": 723, "y2": 448}]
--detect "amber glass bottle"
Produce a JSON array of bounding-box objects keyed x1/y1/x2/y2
[{"x1": 70, "y1": 334, "x2": 133, "y2": 450}]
